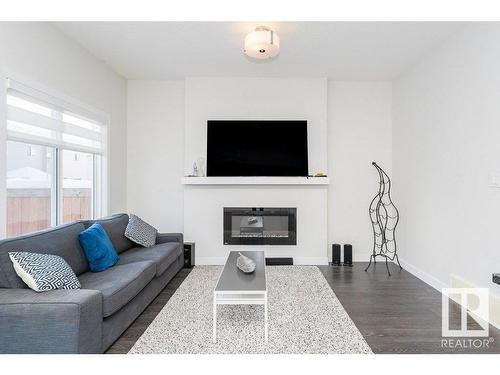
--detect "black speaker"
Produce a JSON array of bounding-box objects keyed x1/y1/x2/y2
[
  {"x1": 183, "y1": 242, "x2": 195, "y2": 268},
  {"x1": 343, "y1": 244, "x2": 353, "y2": 266},
  {"x1": 331, "y1": 243, "x2": 341, "y2": 266}
]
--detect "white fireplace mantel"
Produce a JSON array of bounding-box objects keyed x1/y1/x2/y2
[{"x1": 181, "y1": 176, "x2": 330, "y2": 185}]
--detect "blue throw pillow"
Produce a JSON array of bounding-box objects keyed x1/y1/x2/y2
[{"x1": 79, "y1": 223, "x2": 119, "y2": 272}]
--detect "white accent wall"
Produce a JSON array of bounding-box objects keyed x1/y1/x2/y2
[
  {"x1": 0, "y1": 23, "x2": 128, "y2": 229},
  {"x1": 393, "y1": 24, "x2": 500, "y2": 300},
  {"x1": 184, "y1": 77, "x2": 328, "y2": 176},
  {"x1": 183, "y1": 78, "x2": 329, "y2": 264},
  {"x1": 127, "y1": 78, "x2": 393, "y2": 263}
]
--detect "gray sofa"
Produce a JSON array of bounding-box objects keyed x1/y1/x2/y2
[{"x1": 0, "y1": 213, "x2": 184, "y2": 353}]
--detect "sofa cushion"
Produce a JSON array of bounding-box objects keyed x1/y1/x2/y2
[
  {"x1": 82, "y1": 214, "x2": 135, "y2": 254},
  {"x1": 118, "y1": 242, "x2": 182, "y2": 277},
  {"x1": 79, "y1": 261, "x2": 155, "y2": 317},
  {"x1": 78, "y1": 223, "x2": 119, "y2": 272},
  {"x1": 0, "y1": 222, "x2": 88, "y2": 289},
  {"x1": 9, "y1": 252, "x2": 81, "y2": 292},
  {"x1": 125, "y1": 214, "x2": 158, "y2": 248}
]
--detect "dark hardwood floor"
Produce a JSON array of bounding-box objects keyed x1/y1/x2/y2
[
  {"x1": 319, "y1": 262, "x2": 500, "y2": 354},
  {"x1": 107, "y1": 263, "x2": 499, "y2": 354},
  {"x1": 106, "y1": 268, "x2": 192, "y2": 354}
]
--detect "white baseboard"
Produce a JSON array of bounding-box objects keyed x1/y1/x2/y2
[
  {"x1": 196, "y1": 256, "x2": 330, "y2": 266},
  {"x1": 196, "y1": 257, "x2": 226, "y2": 265},
  {"x1": 353, "y1": 253, "x2": 373, "y2": 262},
  {"x1": 196, "y1": 254, "x2": 372, "y2": 266},
  {"x1": 449, "y1": 274, "x2": 500, "y2": 330},
  {"x1": 395, "y1": 257, "x2": 500, "y2": 330},
  {"x1": 396, "y1": 257, "x2": 447, "y2": 292},
  {"x1": 294, "y1": 257, "x2": 329, "y2": 265}
]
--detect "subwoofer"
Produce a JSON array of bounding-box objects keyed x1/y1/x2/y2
[
  {"x1": 343, "y1": 244, "x2": 353, "y2": 266},
  {"x1": 331, "y1": 244, "x2": 341, "y2": 266}
]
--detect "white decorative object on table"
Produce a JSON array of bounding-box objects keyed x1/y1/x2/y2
[{"x1": 236, "y1": 252, "x2": 256, "y2": 273}]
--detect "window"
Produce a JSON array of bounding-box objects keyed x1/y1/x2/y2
[
  {"x1": 6, "y1": 142, "x2": 56, "y2": 237},
  {"x1": 61, "y1": 149, "x2": 94, "y2": 224},
  {"x1": 4, "y1": 78, "x2": 108, "y2": 237}
]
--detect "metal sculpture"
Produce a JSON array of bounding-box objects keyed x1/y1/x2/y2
[{"x1": 365, "y1": 162, "x2": 402, "y2": 276}]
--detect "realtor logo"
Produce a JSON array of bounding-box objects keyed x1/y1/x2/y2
[{"x1": 442, "y1": 288, "x2": 489, "y2": 337}]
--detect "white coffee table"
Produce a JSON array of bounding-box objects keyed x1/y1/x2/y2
[{"x1": 213, "y1": 251, "x2": 268, "y2": 343}]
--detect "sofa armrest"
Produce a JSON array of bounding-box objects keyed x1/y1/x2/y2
[
  {"x1": 156, "y1": 232, "x2": 183, "y2": 245},
  {"x1": 0, "y1": 288, "x2": 103, "y2": 353}
]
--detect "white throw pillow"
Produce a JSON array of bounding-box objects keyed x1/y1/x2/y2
[
  {"x1": 125, "y1": 214, "x2": 158, "y2": 247},
  {"x1": 9, "y1": 252, "x2": 81, "y2": 292}
]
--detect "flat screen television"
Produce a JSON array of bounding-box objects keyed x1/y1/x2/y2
[{"x1": 206, "y1": 120, "x2": 308, "y2": 177}]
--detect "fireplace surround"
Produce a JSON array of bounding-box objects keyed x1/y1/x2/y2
[
  {"x1": 183, "y1": 183, "x2": 328, "y2": 265},
  {"x1": 223, "y1": 207, "x2": 297, "y2": 245}
]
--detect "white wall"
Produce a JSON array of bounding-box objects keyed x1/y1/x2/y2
[
  {"x1": 393, "y1": 23, "x2": 500, "y2": 300},
  {"x1": 184, "y1": 77, "x2": 328, "y2": 176},
  {"x1": 0, "y1": 23, "x2": 127, "y2": 231},
  {"x1": 327, "y1": 82, "x2": 393, "y2": 261},
  {"x1": 126, "y1": 77, "x2": 393, "y2": 263},
  {"x1": 127, "y1": 80, "x2": 185, "y2": 232}
]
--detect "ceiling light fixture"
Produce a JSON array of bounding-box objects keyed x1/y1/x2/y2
[{"x1": 244, "y1": 26, "x2": 280, "y2": 60}]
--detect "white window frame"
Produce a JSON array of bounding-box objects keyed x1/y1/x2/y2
[{"x1": 0, "y1": 73, "x2": 110, "y2": 238}]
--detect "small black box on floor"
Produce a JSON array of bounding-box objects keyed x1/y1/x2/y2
[
  {"x1": 183, "y1": 242, "x2": 195, "y2": 268},
  {"x1": 343, "y1": 244, "x2": 353, "y2": 266},
  {"x1": 265, "y1": 257, "x2": 293, "y2": 266},
  {"x1": 331, "y1": 243, "x2": 341, "y2": 266}
]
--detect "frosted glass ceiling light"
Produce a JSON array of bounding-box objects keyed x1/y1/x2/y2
[{"x1": 244, "y1": 26, "x2": 280, "y2": 60}]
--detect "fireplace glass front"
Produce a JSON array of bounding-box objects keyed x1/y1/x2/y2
[{"x1": 223, "y1": 207, "x2": 297, "y2": 245}]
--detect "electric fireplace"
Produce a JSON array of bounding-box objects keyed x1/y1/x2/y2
[{"x1": 223, "y1": 207, "x2": 297, "y2": 245}]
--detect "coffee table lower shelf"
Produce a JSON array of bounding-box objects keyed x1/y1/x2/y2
[{"x1": 212, "y1": 290, "x2": 268, "y2": 343}]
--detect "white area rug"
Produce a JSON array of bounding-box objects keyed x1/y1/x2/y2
[{"x1": 129, "y1": 266, "x2": 372, "y2": 354}]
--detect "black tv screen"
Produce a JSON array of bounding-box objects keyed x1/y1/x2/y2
[{"x1": 206, "y1": 120, "x2": 308, "y2": 177}]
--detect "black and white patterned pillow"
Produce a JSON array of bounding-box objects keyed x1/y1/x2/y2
[
  {"x1": 8, "y1": 252, "x2": 81, "y2": 292},
  {"x1": 125, "y1": 214, "x2": 158, "y2": 247}
]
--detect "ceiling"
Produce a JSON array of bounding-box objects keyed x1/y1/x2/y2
[{"x1": 54, "y1": 22, "x2": 465, "y2": 80}]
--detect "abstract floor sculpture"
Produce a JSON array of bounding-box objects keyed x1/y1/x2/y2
[
  {"x1": 366, "y1": 161, "x2": 402, "y2": 276},
  {"x1": 129, "y1": 266, "x2": 372, "y2": 354}
]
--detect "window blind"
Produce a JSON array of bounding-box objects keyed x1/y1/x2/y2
[{"x1": 6, "y1": 78, "x2": 107, "y2": 154}]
